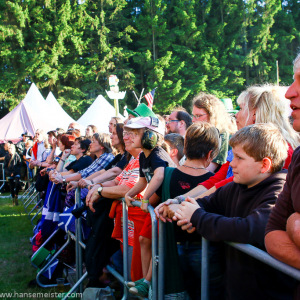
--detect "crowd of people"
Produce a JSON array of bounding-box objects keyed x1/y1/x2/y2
[{"x1": 3, "y1": 51, "x2": 300, "y2": 299}]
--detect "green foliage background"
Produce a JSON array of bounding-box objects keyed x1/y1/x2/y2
[{"x1": 0, "y1": 0, "x2": 299, "y2": 119}]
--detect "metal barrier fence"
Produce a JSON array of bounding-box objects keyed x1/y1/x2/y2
[
  {"x1": 30, "y1": 185, "x2": 300, "y2": 300},
  {"x1": 106, "y1": 198, "x2": 160, "y2": 300},
  {"x1": 61, "y1": 190, "x2": 161, "y2": 300},
  {"x1": 0, "y1": 163, "x2": 5, "y2": 192}
]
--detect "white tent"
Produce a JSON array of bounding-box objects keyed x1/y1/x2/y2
[
  {"x1": 0, "y1": 83, "x2": 74, "y2": 142},
  {"x1": 45, "y1": 92, "x2": 76, "y2": 129},
  {"x1": 77, "y1": 95, "x2": 124, "y2": 133},
  {"x1": 0, "y1": 99, "x2": 54, "y2": 143}
]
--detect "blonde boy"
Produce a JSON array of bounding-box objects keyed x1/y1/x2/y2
[{"x1": 174, "y1": 123, "x2": 294, "y2": 300}]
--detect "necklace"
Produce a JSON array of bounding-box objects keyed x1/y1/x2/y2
[{"x1": 182, "y1": 164, "x2": 206, "y2": 170}]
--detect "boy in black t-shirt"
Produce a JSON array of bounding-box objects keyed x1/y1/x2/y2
[
  {"x1": 124, "y1": 116, "x2": 174, "y2": 211},
  {"x1": 124, "y1": 116, "x2": 174, "y2": 297}
]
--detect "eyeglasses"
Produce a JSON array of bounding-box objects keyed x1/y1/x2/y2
[
  {"x1": 166, "y1": 120, "x2": 180, "y2": 125},
  {"x1": 123, "y1": 131, "x2": 138, "y2": 138},
  {"x1": 192, "y1": 114, "x2": 207, "y2": 119}
]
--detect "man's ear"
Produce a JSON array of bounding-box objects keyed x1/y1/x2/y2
[
  {"x1": 169, "y1": 148, "x2": 178, "y2": 158},
  {"x1": 261, "y1": 157, "x2": 272, "y2": 173},
  {"x1": 178, "y1": 120, "x2": 185, "y2": 129}
]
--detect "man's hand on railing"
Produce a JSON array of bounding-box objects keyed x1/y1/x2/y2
[
  {"x1": 49, "y1": 170, "x2": 59, "y2": 182},
  {"x1": 154, "y1": 199, "x2": 179, "y2": 222},
  {"x1": 86, "y1": 184, "x2": 99, "y2": 203},
  {"x1": 78, "y1": 178, "x2": 91, "y2": 188},
  {"x1": 66, "y1": 181, "x2": 78, "y2": 191},
  {"x1": 86, "y1": 189, "x2": 100, "y2": 213}
]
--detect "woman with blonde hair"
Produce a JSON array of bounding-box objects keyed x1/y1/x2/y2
[
  {"x1": 177, "y1": 84, "x2": 300, "y2": 199},
  {"x1": 191, "y1": 92, "x2": 237, "y2": 172},
  {"x1": 4, "y1": 143, "x2": 22, "y2": 205},
  {"x1": 236, "y1": 85, "x2": 299, "y2": 149}
]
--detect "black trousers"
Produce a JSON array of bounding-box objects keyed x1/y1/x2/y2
[
  {"x1": 8, "y1": 177, "x2": 20, "y2": 198},
  {"x1": 85, "y1": 198, "x2": 119, "y2": 284}
]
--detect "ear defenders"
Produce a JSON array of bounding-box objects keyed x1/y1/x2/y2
[
  {"x1": 141, "y1": 130, "x2": 158, "y2": 150},
  {"x1": 141, "y1": 117, "x2": 159, "y2": 150}
]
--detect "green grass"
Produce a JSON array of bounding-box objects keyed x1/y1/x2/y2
[{"x1": 0, "y1": 194, "x2": 60, "y2": 299}]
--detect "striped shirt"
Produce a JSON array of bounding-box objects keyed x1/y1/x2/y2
[
  {"x1": 116, "y1": 154, "x2": 141, "y2": 190},
  {"x1": 79, "y1": 152, "x2": 114, "y2": 178}
]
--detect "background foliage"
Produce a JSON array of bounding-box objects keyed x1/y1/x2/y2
[{"x1": 0, "y1": 0, "x2": 299, "y2": 118}]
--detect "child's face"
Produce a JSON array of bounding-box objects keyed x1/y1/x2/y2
[{"x1": 230, "y1": 145, "x2": 264, "y2": 188}]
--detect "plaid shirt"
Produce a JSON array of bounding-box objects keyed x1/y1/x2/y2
[{"x1": 79, "y1": 152, "x2": 114, "y2": 178}]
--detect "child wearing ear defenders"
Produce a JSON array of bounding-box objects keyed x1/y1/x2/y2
[
  {"x1": 124, "y1": 116, "x2": 174, "y2": 211},
  {"x1": 124, "y1": 116, "x2": 175, "y2": 297}
]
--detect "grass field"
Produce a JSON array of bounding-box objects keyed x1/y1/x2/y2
[{"x1": 0, "y1": 194, "x2": 60, "y2": 299}]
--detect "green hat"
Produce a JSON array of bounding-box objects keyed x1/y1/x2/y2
[
  {"x1": 220, "y1": 98, "x2": 238, "y2": 114},
  {"x1": 126, "y1": 103, "x2": 156, "y2": 118}
]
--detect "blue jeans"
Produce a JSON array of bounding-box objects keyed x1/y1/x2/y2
[{"x1": 177, "y1": 242, "x2": 224, "y2": 300}]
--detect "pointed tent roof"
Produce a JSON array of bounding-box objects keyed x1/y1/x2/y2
[
  {"x1": 45, "y1": 92, "x2": 76, "y2": 128},
  {"x1": 22, "y1": 83, "x2": 77, "y2": 132},
  {"x1": 0, "y1": 101, "x2": 54, "y2": 143},
  {"x1": 77, "y1": 95, "x2": 124, "y2": 133},
  {"x1": 23, "y1": 82, "x2": 45, "y2": 107},
  {"x1": 0, "y1": 83, "x2": 61, "y2": 142}
]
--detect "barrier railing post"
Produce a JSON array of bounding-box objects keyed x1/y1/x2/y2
[
  {"x1": 201, "y1": 238, "x2": 209, "y2": 300},
  {"x1": 75, "y1": 187, "x2": 83, "y2": 294},
  {"x1": 122, "y1": 199, "x2": 129, "y2": 299},
  {"x1": 158, "y1": 219, "x2": 164, "y2": 300},
  {"x1": 105, "y1": 199, "x2": 159, "y2": 299},
  {"x1": 150, "y1": 208, "x2": 158, "y2": 300},
  {"x1": 0, "y1": 163, "x2": 5, "y2": 192}
]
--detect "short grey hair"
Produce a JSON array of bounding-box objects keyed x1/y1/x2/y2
[{"x1": 293, "y1": 52, "x2": 300, "y2": 73}]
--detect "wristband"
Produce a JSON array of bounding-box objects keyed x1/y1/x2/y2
[
  {"x1": 175, "y1": 195, "x2": 186, "y2": 203},
  {"x1": 141, "y1": 199, "x2": 149, "y2": 204}
]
